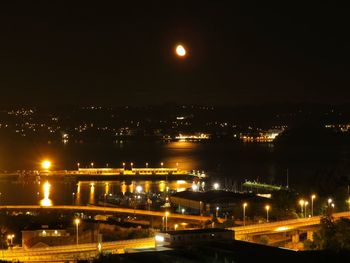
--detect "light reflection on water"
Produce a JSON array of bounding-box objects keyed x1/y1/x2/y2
[
  {"x1": 0, "y1": 140, "x2": 289, "y2": 205},
  {"x1": 0, "y1": 179, "x2": 192, "y2": 206}
]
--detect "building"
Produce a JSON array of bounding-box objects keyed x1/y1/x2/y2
[
  {"x1": 22, "y1": 229, "x2": 70, "y2": 249},
  {"x1": 155, "y1": 228, "x2": 233, "y2": 247},
  {"x1": 170, "y1": 190, "x2": 269, "y2": 216}
]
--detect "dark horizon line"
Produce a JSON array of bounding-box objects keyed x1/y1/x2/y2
[{"x1": 2, "y1": 101, "x2": 350, "y2": 109}]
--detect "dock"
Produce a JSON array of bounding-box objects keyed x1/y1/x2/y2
[{"x1": 1, "y1": 167, "x2": 207, "y2": 181}]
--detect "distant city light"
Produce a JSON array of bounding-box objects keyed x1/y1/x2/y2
[
  {"x1": 41, "y1": 160, "x2": 51, "y2": 170},
  {"x1": 213, "y1": 182, "x2": 220, "y2": 190},
  {"x1": 155, "y1": 235, "x2": 164, "y2": 242},
  {"x1": 136, "y1": 185, "x2": 143, "y2": 193},
  {"x1": 192, "y1": 183, "x2": 199, "y2": 191}
]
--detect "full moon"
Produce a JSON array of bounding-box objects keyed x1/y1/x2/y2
[{"x1": 175, "y1": 44, "x2": 186, "y2": 57}]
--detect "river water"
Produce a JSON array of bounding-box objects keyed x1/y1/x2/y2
[{"x1": 0, "y1": 139, "x2": 348, "y2": 205}]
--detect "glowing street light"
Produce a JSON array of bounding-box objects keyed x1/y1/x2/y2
[
  {"x1": 77, "y1": 162, "x2": 80, "y2": 170},
  {"x1": 90, "y1": 162, "x2": 94, "y2": 168},
  {"x1": 74, "y1": 218, "x2": 80, "y2": 245},
  {"x1": 304, "y1": 201, "x2": 309, "y2": 218},
  {"x1": 328, "y1": 198, "x2": 333, "y2": 206},
  {"x1": 7, "y1": 234, "x2": 14, "y2": 246},
  {"x1": 41, "y1": 160, "x2": 51, "y2": 170},
  {"x1": 136, "y1": 185, "x2": 143, "y2": 194},
  {"x1": 181, "y1": 208, "x2": 185, "y2": 215},
  {"x1": 131, "y1": 162, "x2": 134, "y2": 170},
  {"x1": 161, "y1": 162, "x2": 164, "y2": 168},
  {"x1": 122, "y1": 162, "x2": 125, "y2": 169},
  {"x1": 243, "y1": 203, "x2": 247, "y2": 226},
  {"x1": 299, "y1": 199, "x2": 304, "y2": 215},
  {"x1": 311, "y1": 194, "x2": 316, "y2": 217},
  {"x1": 175, "y1": 44, "x2": 186, "y2": 57},
  {"x1": 265, "y1": 205, "x2": 270, "y2": 222},
  {"x1": 216, "y1": 206, "x2": 219, "y2": 218},
  {"x1": 165, "y1": 211, "x2": 169, "y2": 231},
  {"x1": 174, "y1": 224, "x2": 178, "y2": 231},
  {"x1": 213, "y1": 182, "x2": 220, "y2": 190},
  {"x1": 192, "y1": 183, "x2": 198, "y2": 192},
  {"x1": 146, "y1": 162, "x2": 149, "y2": 168}
]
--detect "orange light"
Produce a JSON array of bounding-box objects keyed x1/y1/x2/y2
[
  {"x1": 175, "y1": 44, "x2": 186, "y2": 57},
  {"x1": 41, "y1": 160, "x2": 51, "y2": 170}
]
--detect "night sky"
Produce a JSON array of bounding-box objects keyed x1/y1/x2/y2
[{"x1": 0, "y1": 1, "x2": 349, "y2": 106}]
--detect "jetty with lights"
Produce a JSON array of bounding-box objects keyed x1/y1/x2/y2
[{"x1": 1, "y1": 161, "x2": 207, "y2": 181}]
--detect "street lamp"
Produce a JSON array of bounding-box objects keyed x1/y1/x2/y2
[
  {"x1": 243, "y1": 203, "x2": 247, "y2": 226},
  {"x1": 7, "y1": 234, "x2": 14, "y2": 246},
  {"x1": 311, "y1": 194, "x2": 316, "y2": 217},
  {"x1": 136, "y1": 185, "x2": 143, "y2": 194},
  {"x1": 213, "y1": 182, "x2": 220, "y2": 190},
  {"x1": 328, "y1": 198, "x2": 333, "y2": 207},
  {"x1": 265, "y1": 205, "x2": 270, "y2": 222},
  {"x1": 304, "y1": 201, "x2": 309, "y2": 218},
  {"x1": 74, "y1": 218, "x2": 80, "y2": 245},
  {"x1": 165, "y1": 211, "x2": 169, "y2": 231},
  {"x1": 146, "y1": 162, "x2": 149, "y2": 168},
  {"x1": 174, "y1": 224, "x2": 178, "y2": 231},
  {"x1": 41, "y1": 160, "x2": 51, "y2": 170},
  {"x1": 181, "y1": 208, "x2": 185, "y2": 215},
  {"x1": 90, "y1": 162, "x2": 94, "y2": 168},
  {"x1": 161, "y1": 162, "x2": 164, "y2": 168},
  {"x1": 216, "y1": 206, "x2": 219, "y2": 218},
  {"x1": 131, "y1": 162, "x2": 134, "y2": 170},
  {"x1": 77, "y1": 162, "x2": 80, "y2": 170},
  {"x1": 122, "y1": 162, "x2": 125, "y2": 169},
  {"x1": 299, "y1": 199, "x2": 304, "y2": 215}
]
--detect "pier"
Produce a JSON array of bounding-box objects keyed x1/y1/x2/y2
[{"x1": 1, "y1": 167, "x2": 207, "y2": 181}]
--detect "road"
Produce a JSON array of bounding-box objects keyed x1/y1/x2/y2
[
  {"x1": 230, "y1": 211, "x2": 350, "y2": 240},
  {"x1": 1, "y1": 237, "x2": 155, "y2": 262},
  {"x1": 0, "y1": 205, "x2": 213, "y2": 222}
]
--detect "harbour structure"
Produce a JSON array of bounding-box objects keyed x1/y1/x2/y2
[{"x1": 2, "y1": 167, "x2": 207, "y2": 181}]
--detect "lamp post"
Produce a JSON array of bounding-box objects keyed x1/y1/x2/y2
[
  {"x1": 131, "y1": 162, "x2": 134, "y2": 170},
  {"x1": 90, "y1": 162, "x2": 94, "y2": 168},
  {"x1": 181, "y1": 208, "x2": 185, "y2": 215},
  {"x1": 299, "y1": 199, "x2": 304, "y2": 216},
  {"x1": 243, "y1": 203, "x2": 247, "y2": 226},
  {"x1": 304, "y1": 201, "x2": 309, "y2": 218},
  {"x1": 165, "y1": 211, "x2": 169, "y2": 231},
  {"x1": 174, "y1": 224, "x2": 178, "y2": 231},
  {"x1": 77, "y1": 162, "x2": 80, "y2": 170},
  {"x1": 122, "y1": 162, "x2": 125, "y2": 169},
  {"x1": 265, "y1": 205, "x2": 270, "y2": 222},
  {"x1": 7, "y1": 234, "x2": 14, "y2": 247},
  {"x1": 328, "y1": 198, "x2": 332, "y2": 207},
  {"x1": 213, "y1": 183, "x2": 220, "y2": 190},
  {"x1": 311, "y1": 195, "x2": 316, "y2": 217},
  {"x1": 216, "y1": 206, "x2": 219, "y2": 218},
  {"x1": 146, "y1": 162, "x2": 148, "y2": 168},
  {"x1": 74, "y1": 218, "x2": 80, "y2": 245}
]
